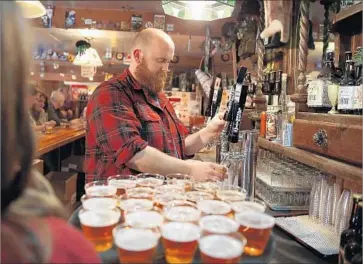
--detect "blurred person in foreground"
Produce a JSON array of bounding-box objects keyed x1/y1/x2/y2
[
  {"x1": 85, "y1": 28, "x2": 226, "y2": 182},
  {"x1": 47, "y1": 90, "x2": 66, "y2": 126},
  {"x1": 1, "y1": 2, "x2": 101, "y2": 263}
]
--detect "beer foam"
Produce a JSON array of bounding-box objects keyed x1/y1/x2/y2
[
  {"x1": 155, "y1": 193, "x2": 185, "y2": 205},
  {"x1": 126, "y1": 187, "x2": 154, "y2": 198},
  {"x1": 82, "y1": 197, "x2": 117, "y2": 210},
  {"x1": 86, "y1": 185, "x2": 117, "y2": 197},
  {"x1": 79, "y1": 209, "x2": 120, "y2": 227},
  {"x1": 231, "y1": 201, "x2": 265, "y2": 213},
  {"x1": 164, "y1": 206, "x2": 201, "y2": 222},
  {"x1": 199, "y1": 235, "x2": 243, "y2": 259},
  {"x1": 136, "y1": 177, "x2": 164, "y2": 187},
  {"x1": 108, "y1": 179, "x2": 136, "y2": 189},
  {"x1": 217, "y1": 190, "x2": 246, "y2": 201},
  {"x1": 155, "y1": 185, "x2": 184, "y2": 194},
  {"x1": 126, "y1": 211, "x2": 163, "y2": 228},
  {"x1": 161, "y1": 222, "x2": 201, "y2": 242},
  {"x1": 120, "y1": 199, "x2": 153, "y2": 211},
  {"x1": 115, "y1": 228, "x2": 160, "y2": 251},
  {"x1": 199, "y1": 215, "x2": 239, "y2": 234},
  {"x1": 235, "y1": 212, "x2": 275, "y2": 229},
  {"x1": 197, "y1": 200, "x2": 231, "y2": 215},
  {"x1": 185, "y1": 191, "x2": 214, "y2": 202}
]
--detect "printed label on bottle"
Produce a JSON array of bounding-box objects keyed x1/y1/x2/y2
[
  {"x1": 338, "y1": 86, "x2": 355, "y2": 110},
  {"x1": 234, "y1": 84, "x2": 242, "y2": 103},
  {"x1": 307, "y1": 80, "x2": 324, "y2": 107},
  {"x1": 353, "y1": 85, "x2": 363, "y2": 109},
  {"x1": 232, "y1": 108, "x2": 242, "y2": 133}
]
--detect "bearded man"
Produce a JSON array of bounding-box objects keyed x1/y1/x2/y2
[{"x1": 85, "y1": 28, "x2": 226, "y2": 182}]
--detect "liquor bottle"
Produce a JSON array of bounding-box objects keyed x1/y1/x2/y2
[
  {"x1": 338, "y1": 51, "x2": 356, "y2": 114},
  {"x1": 224, "y1": 68, "x2": 245, "y2": 122},
  {"x1": 227, "y1": 67, "x2": 248, "y2": 143},
  {"x1": 269, "y1": 71, "x2": 276, "y2": 105},
  {"x1": 343, "y1": 202, "x2": 362, "y2": 264},
  {"x1": 274, "y1": 70, "x2": 282, "y2": 95},
  {"x1": 339, "y1": 194, "x2": 363, "y2": 264},
  {"x1": 353, "y1": 64, "x2": 362, "y2": 115},
  {"x1": 262, "y1": 72, "x2": 271, "y2": 95}
]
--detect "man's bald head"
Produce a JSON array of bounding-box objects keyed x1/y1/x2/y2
[
  {"x1": 131, "y1": 28, "x2": 174, "y2": 54},
  {"x1": 50, "y1": 90, "x2": 65, "y2": 109}
]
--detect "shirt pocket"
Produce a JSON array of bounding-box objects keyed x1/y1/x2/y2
[{"x1": 135, "y1": 103, "x2": 163, "y2": 143}]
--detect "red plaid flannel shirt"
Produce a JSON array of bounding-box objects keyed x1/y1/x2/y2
[{"x1": 85, "y1": 69, "x2": 191, "y2": 182}]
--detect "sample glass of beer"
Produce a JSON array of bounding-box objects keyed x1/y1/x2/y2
[
  {"x1": 163, "y1": 201, "x2": 201, "y2": 223},
  {"x1": 79, "y1": 207, "x2": 121, "y2": 252},
  {"x1": 197, "y1": 200, "x2": 233, "y2": 218},
  {"x1": 216, "y1": 185, "x2": 247, "y2": 202},
  {"x1": 161, "y1": 222, "x2": 201, "y2": 264},
  {"x1": 126, "y1": 187, "x2": 155, "y2": 200},
  {"x1": 166, "y1": 173, "x2": 193, "y2": 192},
  {"x1": 185, "y1": 191, "x2": 215, "y2": 203},
  {"x1": 154, "y1": 192, "x2": 186, "y2": 210},
  {"x1": 198, "y1": 232, "x2": 246, "y2": 264},
  {"x1": 155, "y1": 184, "x2": 185, "y2": 194},
  {"x1": 113, "y1": 225, "x2": 160, "y2": 263},
  {"x1": 199, "y1": 215, "x2": 239, "y2": 235},
  {"x1": 107, "y1": 175, "x2": 137, "y2": 197},
  {"x1": 194, "y1": 181, "x2": 220, "y2": 194},
  {"x1": 119, "y1": 198, "x2": 154, "y2": 222},
  {"x1": 136, "y1": 173, "x2": 165, "y2": 188},
  {"x1": 235, "y1": 211, "x2": 275, "y2": 256},
  {"x1": 231, "y1": 198, "x2": 266, "y2": 214},
  {"x1": 81, "y1": 195, "x2": 118, "y2": 211},
  {"x1": 125, "y1": 211, "x2": 164, "y2": 230},
  {"x1": 85, "y1": 180, "x2": 117, "y2": 198}
]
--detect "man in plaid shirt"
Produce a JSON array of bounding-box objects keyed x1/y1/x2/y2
[{"x1": 85, "y1": 28, "x2": 226, "y2": 182}]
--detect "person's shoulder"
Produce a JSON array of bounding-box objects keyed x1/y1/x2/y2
[
  {"x1": 93, "y1": 70, "x2": 132, "y2": 96},
  {"x1": 45, "y1": 217, "x2": 102, "y2": 263}
]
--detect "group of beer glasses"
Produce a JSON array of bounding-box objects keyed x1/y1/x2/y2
[{"x1": 80, "y1": 173, "x2": 275, "y2": 263}]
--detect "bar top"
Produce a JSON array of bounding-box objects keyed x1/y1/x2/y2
[{"x1": 35, "y1": 127, "x2": 86, "y2": 157}]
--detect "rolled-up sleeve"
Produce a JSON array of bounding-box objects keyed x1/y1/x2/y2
[{"x1": 89, "y1": 88, "x2": 148, "y2": 168}]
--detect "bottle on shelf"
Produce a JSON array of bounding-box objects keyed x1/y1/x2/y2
[
  {"x1": 227, "y1": 67, "x2": 248, "y2": 143},
  {"x1": 353, "y1": 64, "x2": 362, "y2": 115},
  {"x1": 269, "y1": 71, "x2": 277, "y2": 105},
  {"x1": 343, "y1": 201, "x2": 362, "y2": 264},
  {"x1": 338, "y1": 51, "x2": 356, "y2": 114},
  {"x1": 339, "y1": 194, "x2": 363, "y2": 264}
]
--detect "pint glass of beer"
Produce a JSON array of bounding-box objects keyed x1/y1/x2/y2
[
  {"x1": 126, "y1": 187, "x2": 155, "y2": 200},
  {"x1": 85, "y1": 180, "x2": 117, "y2": 198},
  {"x1": 79, "y1": 207, "x2": 121, "y2": 252},
  {"x1": 113, "y1": 225, "x2": 160, "y2": 263},
  {"x1": 231, "y1": 198, "x2": 266, "y2": 214},
  {"x1": 154, "y1": 192, "x2": 186, "y2": 210},
  {"x1": 163, "y1": 201, "x2": 201, "y2": 223},
  {"x1": 185, "y1": 191, "x2": 214, "y2": 203},
  {"x1": 125, "y1": 211, "x2": 164, "y2": 230},
  {"x1": 216, "y1": 185, "x2": 246, "y2": 203},
  {"x1": 197, "y1": 200, "x2": 233, "y2": 218},
  {"x1": 161, "y1": 222, "x2": 201, "y2": 264},
  {"x1": 107, "y1": 175, "x2": 136, "y2": 197},
  {"x1": 136, "y1": 173, "x2": 165, "y2": 188},
  {"x1": 199, "y1": 232, "x2": 246, "y2": 264},
  {"x1": 235, "y1": 212, "x2": 275, "y2": 256},
  {"x1": 166, "y1": 173, "x2": 193, "y2": 192},
  {"x1": 199, "y1": 215, "x2": 239, "y2": 235}
]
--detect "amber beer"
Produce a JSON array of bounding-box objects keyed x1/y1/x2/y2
[
  {"x1": 197, "y1": 200, "x2": 233, "y2": 218},
  {"x1": 114, "y1": 227, "x2": 160, "y2": 263},
  {"x1": 199, "y1": 215, "x2": 239, "y2": 235},
  {"x1": 79, "y1": 208, "x2": 120, "y2": 252},
  {"x1": 199, "y1": 234, "x2": 245, "y2": 264},
  {"x1": 107, "y1": 175, "x2": 136, "y2": 196},
  {"x1": 235, "y1": 212, "x2": 275, "y2": 256},
  {"x1": 161, "y1": 222, "x2": 201, "y2": 263}
]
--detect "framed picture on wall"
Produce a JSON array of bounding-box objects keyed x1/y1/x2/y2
[{"x1": 154, "y1": 15, "x2": 165, "y2": 30}]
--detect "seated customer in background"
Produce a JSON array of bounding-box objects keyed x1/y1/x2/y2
[
  {"x1": 47, "y1": 90, "x2": 66, "y2": 126},
  {"x1": 27, "y1": 86, "x2": 45, "y2": 132},
  {"x1": 58, "y1": 86, "x2": 74, "y2": 120},
  {"x1": 1, "y1": 2, "x2": 101, "y2": 263},
  {"x1": 31, "y1": 92, "x2": 56, "y2": 131}
]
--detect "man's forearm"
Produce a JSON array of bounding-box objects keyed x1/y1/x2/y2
[
  {"x1": 184, "y1": 127, "x2": 216, "y2": 156},
  {"x1": 125, "y1": 146, "x2": 192, "y2": 175}
]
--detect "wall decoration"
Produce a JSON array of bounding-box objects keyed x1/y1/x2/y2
[
  {"x1": 154, "y1": 15, "x2": 165, "y2": 30},
  {"x1": 65, "y1": 10, "x2": 76, "y2": 29},
  {"x1": 166, "y1": 24, "x2": 174, "y2": 32},
  {"x1": 145, "y1": 21, "x2": 153, "y2": 28},
  {"x1": 131, "y1": 15, "x2": 143, "y2": 31},
  {"x1": 41, "y1": 5, "x2": 53, "y2": 28}
]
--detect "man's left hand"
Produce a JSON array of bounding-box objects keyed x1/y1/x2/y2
[{"x1": 205, "y1": 112, "x2": 226, "y2": 137}]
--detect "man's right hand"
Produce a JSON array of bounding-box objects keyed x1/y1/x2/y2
[{"x1": 187, "y1": 160, "x2": 227, "y2": 182}]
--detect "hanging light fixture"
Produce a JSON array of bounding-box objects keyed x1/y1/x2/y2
[
  {"x1": 16, "y1": 0, "x2": 46, "y2": 18},
  {"x1": 162, "y1": 1, "x2": 235, "y2": 21},
  {"x1": 73, "y1": 40, "x2": 103, "y2": 67}
]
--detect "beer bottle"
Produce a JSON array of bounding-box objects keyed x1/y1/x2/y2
[
  {"x1": 227, "y1": 67, "x2": 248, "y2": 143},
  {"x1": 339, "y1": 51, "x2": 356, "y2": 114},
  {"x1": 224, "y1": 68, "x2": 246, "y2": 122},
  {"x1": 273, "y1": 70, "x2": 282, "y2": 95},
  {"x1": 353, "y1": 64, "x2": 362, "y2": 115},
  {"x1": 343, "y1": 202, "x2": 362, "y2": 264},
  {"x1": 339, "y1": 195, "x2": 363, "y2": 264}
]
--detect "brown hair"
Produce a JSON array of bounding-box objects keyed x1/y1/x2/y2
[{"x1": 1, "y1": 2, "x2": 66, "y2": 263}]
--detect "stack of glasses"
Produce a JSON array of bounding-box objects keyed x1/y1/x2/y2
[{"x1": 78, "y1": 173, "x2": 275, "y2": 263}]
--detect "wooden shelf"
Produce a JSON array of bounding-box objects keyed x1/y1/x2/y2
[
  {"x1": 332, "y1": 3, "x2": 362, "y2": 35},
  {"x1": 258, "y1": 137, "x2": 362, "y2": 183},
  {"x1": 296, "y1": 112, "x2": 362, "y2": 126}
]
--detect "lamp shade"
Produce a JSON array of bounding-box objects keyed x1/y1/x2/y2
[
  {"x1": 162, "y1": 0, "x2": 235, "y2": 21},
  {"x1": 16, "y1": 0, "x2": 46, "y2": 18},
  {"x1": 73, "y1": 48, "x2": 103, "y2": 67}
]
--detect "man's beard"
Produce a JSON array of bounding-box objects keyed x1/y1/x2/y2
[{"x1": 134, "y1": 59, "x2": 167, "y2": 94}]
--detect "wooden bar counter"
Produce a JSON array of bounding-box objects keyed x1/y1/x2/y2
[{"x1": 35, "y1": 127, "x2": 86, "y2": 157}]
